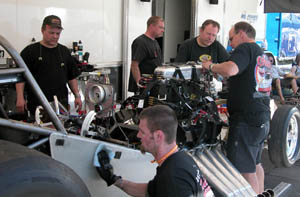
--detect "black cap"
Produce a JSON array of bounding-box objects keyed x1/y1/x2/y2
[{"x1": 42, "y1": 15, "x2": 63, "y2": 29}]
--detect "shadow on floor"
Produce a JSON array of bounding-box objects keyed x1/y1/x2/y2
[{"x1": 262, "y1": 148, "x2": 300, "y2": 197}]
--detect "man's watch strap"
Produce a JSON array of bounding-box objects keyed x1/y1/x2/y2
[
  {"x1": 74, "y1": 93, "x2": 81, "y2": 98},
  {"x1": 209, "y1": 63, "x2": 214, "y2": 72}
]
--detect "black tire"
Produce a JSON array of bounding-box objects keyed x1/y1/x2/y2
[
  {"x1": 0, "y1": 140, "x2": 91, "y2": 197},
  {"x1": 268, "y1": 105, "x2": 300, "y2": 167},
  {"x1": 0, "y1": 127, "x2": 31, "y2": 145}
]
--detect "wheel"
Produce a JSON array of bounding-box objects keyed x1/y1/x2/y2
[
  {"x1": 80, "y1": 110, "x2": 97, "y2": 136},
  {"x1": 268, "y1": 105, "x2": 300, "y2": 167},
  {"x1": 0, "y1": 140, "x2": 91, "y2": 197},
  {"x1": 0, "y1": 127, "x2": 31, "y2": 145}
]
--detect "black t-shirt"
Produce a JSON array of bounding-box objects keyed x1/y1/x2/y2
[
  {"x1": 147, "y1": 151, "x2": 211, "y2": 197},
  {"x1": 175, "y1": 37, "x2": 229, "y2": 63},
  {"x1": 21, "y1": 42, "x2": 80, "y2": 111},
  {"x1": 228, "y1": 42, "x2": 271, "y2": 126},
  {"x1": 128, "y1": 34, "x2": 162, "y2": 92}
]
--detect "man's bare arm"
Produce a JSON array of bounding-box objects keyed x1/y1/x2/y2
[
  {"x1": 114, "y1": 179, "x2": 148, "y2": 197},
  {"x1": 203, "y1": 60, "x2": 239, "y2": 77},
  {"x1": 131, "y1": 61, "x2": 141, "y2": 83},
  {"x1": 68, "y1": 79, "x2": 82, "y2": 110},
  {"x1": 15, "y1": 82, "x2": 26, "y2": 113}
]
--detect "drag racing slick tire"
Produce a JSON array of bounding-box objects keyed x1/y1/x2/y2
[
  {"x1": 268, "y1": 105, "x2": 300, "y2": 167},
  {"x1": 0, "y1": 140, "x2": 90, "y2": 197}
]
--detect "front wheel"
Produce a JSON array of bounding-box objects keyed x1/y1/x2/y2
[
  {"x1": 0, "y1": 140, "x2": 91, "y2": 197},
  {"x1": 268, "y1": 105, "x2": 300, "y2": 167}
]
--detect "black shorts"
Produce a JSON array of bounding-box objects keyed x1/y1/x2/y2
[
  {"x1": 272, "y1": 78, "x2": 292, "y2": 88},
  {"x1": 226, "y1": 120, "x2": 269, "y2": 173}
]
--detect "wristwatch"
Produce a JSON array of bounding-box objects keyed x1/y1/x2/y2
[
  {"x1": 74, "y1": 93, "x2": 81, "y2": 98},
  {"x1": 209, "y1": 63, "x2": 214, "y2": 72}
]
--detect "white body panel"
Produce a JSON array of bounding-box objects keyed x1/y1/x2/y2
[{"x1": 50, "y1": 133, "x2": 157, "y2": 197}]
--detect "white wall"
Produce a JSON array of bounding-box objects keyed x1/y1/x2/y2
[
  {"x1": 164, "y1": 0, "x2": 191, "y2": 63},
  {"x1": 223, "y1": 0, "x2": 260, "y2": 44},
  {"x1": 196, "y1": 0, "x2": 225, "y2": 43},
  {"x1": 195, "y1": 0, "x2": 260, "y2": 47},
  {"x1": 127, "y1": 1, "x2": 152, "y2": 64},
  {"x1": 0, "y1": 0, "x2": 152, "y2": 64},
  {"x1": 0, "y1": 0, "x2": 263, "y2": 62},
  {"x1": 125, "y1": 1, "x2": 152, "y2": 97}
]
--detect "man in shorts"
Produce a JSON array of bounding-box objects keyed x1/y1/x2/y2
[
  {"x1": 268, "y1": 54, "x2": 299, "y2": 104},
  {"x1": 202, "y1": 21, "x2": 272, "y2": 194}
]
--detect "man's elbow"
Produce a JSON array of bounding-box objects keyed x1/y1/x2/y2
[
  {"x1": 226, "y1": 67, "x2": 239, "y2": 76},
  {"x1": 223, "y1": 62, "x2": 238, "y2": 77}
]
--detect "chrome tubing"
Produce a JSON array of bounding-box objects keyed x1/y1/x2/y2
[
  {"x1": 194, "y1": 150, "x2": 240, "y2": 196},
  {"x1": 273, "y1": 182, "x2": 292, "y2": 197},
  {"x1": 203, "y1": 148, "x2": 253, "y2": 196},
  {"x1": 212, "y1": 148, "x2": 256, "y2": 196},
  {"x1": 189, "y1": 147, "x2": 257, "y2": 197},
  {"x1": 28, "y1": 137, "x2": 49, "y2": 149},
  {"x1": 0, "y1": 118, "x2": 61, "y2": 136},
  {"x1": 188, "y1": 152, "x2": 233, "y2": 196}
]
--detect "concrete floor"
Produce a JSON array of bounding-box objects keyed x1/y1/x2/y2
[{"x1": 262, "y1": 148, "x2": 300, "y2": 197}]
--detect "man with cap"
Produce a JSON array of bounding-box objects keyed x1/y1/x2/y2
[{"x1": 16, "y1": 15, "x2": 82, "y2": 115}]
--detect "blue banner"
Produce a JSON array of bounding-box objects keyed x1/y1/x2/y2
[{"x1": 279, "y1": 13, "x2": 300, "y2": 59}]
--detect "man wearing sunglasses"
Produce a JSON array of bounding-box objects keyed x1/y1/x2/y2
[{"x1": 202, "y1": 21, "x2": 272, "y2": 195}]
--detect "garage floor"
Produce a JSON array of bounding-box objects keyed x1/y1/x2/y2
[{"x1": 262, "y1": 148, "x2": 300, "y2": 196}]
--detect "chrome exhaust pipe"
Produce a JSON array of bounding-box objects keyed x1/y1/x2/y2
[
  {"x1": 203, "y1": 148, "x2": 254, "y2": 196},
  {"x1": 188, "y1": 151, "x2": 234, "y2": 196},
  {"x1": 273, "y1": 182, "x2": 292, "y2": 197},
  {"x1": 195, "y1": 150, "x2": 243, "y2": 196},
  {"x1": 212, "y1": 148, "x2": 256, "y2": 196},
  {"x1": 189, "y1": 146, "x2": 256, "y2": 196},
  {"x1": 189, "y1": 146, "x2": 292, "y2": 197}
]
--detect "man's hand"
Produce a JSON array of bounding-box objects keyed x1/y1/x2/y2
[
  {"x1": 96, "y1": 150, "x2": 121, "y2": 186},
  {"x1": 202, "y1": 61, "x2": 212, "y2": 71},
  {"x1": 74, "y1": 97, "x2": 82, "y2": 111},
  {"x1": 137, "y1": 79, "x2": 146, "y2": 89},
  {"x1": 16, "y1": 97, "x2": 26, "y2": 113}
]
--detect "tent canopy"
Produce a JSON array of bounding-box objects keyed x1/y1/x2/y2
[{"x1": 265, "y1": 0, "x2": 300, "y2": 13}]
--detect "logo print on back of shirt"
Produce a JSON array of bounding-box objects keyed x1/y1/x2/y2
[{"x1": 254, "y1": 54, "x2": 272, "y2": 97}]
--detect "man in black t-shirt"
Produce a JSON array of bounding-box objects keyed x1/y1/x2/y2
[
  {"x1": 202, "y1": 22, "x2": 272, "y2": 194},
  {"x1": 96, "y1": 105, "x2": 214, "y2": 197},
  {"x1": 128, "y1": 16, "x2": 164, "y2": 93},
  {"x1": 16, "y1": 15, "x2": 82, "y2": 115},
  {"x1": 175, "y1": 19, "x2": 229, "y2": 64}
]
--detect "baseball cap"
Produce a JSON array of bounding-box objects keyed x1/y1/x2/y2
[{"x1": 42, "y1": 15, "x2": 63, "y2": 29}]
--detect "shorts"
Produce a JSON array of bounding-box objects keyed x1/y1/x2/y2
[
  {"x1": 226, "y1": 120, "x2": 269, "y2": 173},
  {"x1": 272, "y1": 78, "x2": 292, "y2": 88}
]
